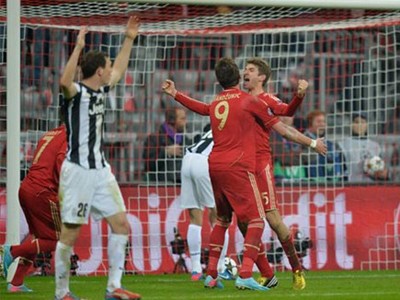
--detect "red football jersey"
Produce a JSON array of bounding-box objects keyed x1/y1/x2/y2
[
  {"x1": 175, "y1": 89, "x2": 278, "y2": 170},
  {"x1": 255, "y1": 93, "x2": 304, "y2": 171},
  {"x1": 24, "y1": 125, "x2": 67, "y2": 191}
]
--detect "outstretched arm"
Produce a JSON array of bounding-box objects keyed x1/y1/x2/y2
[
  {"x1": 109, "y1": 16, "x2": 140, "y2": 88},
  {"x1": 272, "y1": 121, "x2": 327, "y2": 156},
  {"x1": 265, "y1": 79, "x2": 308, "y2": 116},
  {"x1": 162, "y1": 79, "x2": 210, "y2": 115},
  {"x1": 60, "y1": 27, "x2": 88, "y2": 99}
]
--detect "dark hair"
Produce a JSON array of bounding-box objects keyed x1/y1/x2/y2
[
  {"x1": 352, "y1": 113, "x2": 367, "y2": 122},
  {"x1": 80, "y1": 50, "x2": 108, "y2": 79},
  {"x1": 165, "y1": 107, "x2": 178, "y2": 125},
  {"x1": 215, "y1": 57, "x2": 240, "y2": 89},
  {"x1": 307, "y1": 110, "x2": 325, "y2": 126},
  {"x1": 246, "y1": 57, "x2": 271, "y2": 86}
]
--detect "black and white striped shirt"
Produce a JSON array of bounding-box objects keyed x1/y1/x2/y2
[
  {"x1": 64, "y1": 82, "x2": 109, "y2": 169},
  {"x1": 187, "y1": 130, "x2": 214, "y2": 156}
]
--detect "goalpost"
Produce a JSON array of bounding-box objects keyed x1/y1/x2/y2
[{"x1": 1, "y1": 1, "x2": 399, "y2": 274}]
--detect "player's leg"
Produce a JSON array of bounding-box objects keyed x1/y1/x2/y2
[
  {"x1": 55, "y1": 223, "x2": 81, "y2": 300},
  {"x1": 208, "y1": 207, "x2": 229, "y2": 275},
  {"x1": 266, "y1": 209, "x2": 305, "y2": 290},
  {"x1": 202, "y1": 171, "x2": 231, "y2": 288},
  {"x1": 6, "y1": 258, "x2": 33, "y2": 293},
  {"x1": 55, "y1": 160, "x2": 93, "y2": 300},
  {"x1": 180, "y1": 153, "x2": 204, "y2": 280},
  {"x1": 204, "y1": 217, "x2": 230, "y2": 289},
  {"x1": 96, "y1": 166, "x2": 140, "y2": 300},
  {"x1": 259, "y1": 162, "x2": 305, "y2": 290},
  {"x1": 237, "y1": 220, "x2": 277, "y2": 287},
  {"x1": 187, "y1": 208, "x2": 204, "y2": 280}
]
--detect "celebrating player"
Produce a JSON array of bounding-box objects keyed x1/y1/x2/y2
[
  {"x1": 243, "y1": 57, "x2": 310, "y2": 289},
  {"x1": 55, "y1": 16, "x2": 141, "y2": 300},
  {"x1": 1, "y1": 124, "x2": 66, "y2": 293}
]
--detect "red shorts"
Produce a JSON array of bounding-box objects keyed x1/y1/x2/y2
[
  {"x1": 18, "y1": 180, "x2": 61, "y2": 241},
  {"x1": 209, "y1": 168, "x2": 265, "y2": 223},
  {"x1": 256, "y1": 162, "x2": 278, "y2": 211}
]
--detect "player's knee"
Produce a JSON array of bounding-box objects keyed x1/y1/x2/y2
[
  {"x1": 107, "y1": 213, "x2": 130, "y2": 234},
  {"x1": 248, "y1": 218, "x2": 265, "y2": 229},
  {"x1": 188, "y1": 208, "x2": 203, "y2": 225},
  {"x1": 60, "y1": 223, "x2": 81, "y2": 246},
  {"x1": 216, "y1": 216, "x2": 231, "y2": 227},
  {"x1": 266, "y1": 211, "x2": 283, "y2": 232}
]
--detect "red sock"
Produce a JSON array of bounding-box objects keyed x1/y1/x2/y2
[
  {"x1": 11, "y1": 239, "x2": 38, "y2": 260},
  {"x1": 11, "y1": 238, "x2": 57, "y2": 261},
  {"x1": 37, "y1": 239, "x2": 57, "y2": 253},
  {"x1": 256, "y1": 243, "x2": 274, "y2": 278},
  {"x1": 207, "y1": 220, "x2": 229, "y2": 278},
  {"x1": 10, "y1": 259, "x2": 32, "y2": 286},
  {"x1": 239, "y1": 219, "x2": 264, "y2": 279},
  {"x1": 280, "y1": 234, "x2": 301, "y2": 272}
]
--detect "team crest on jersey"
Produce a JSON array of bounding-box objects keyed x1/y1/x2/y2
[{"x1": 88, "y1": 96, "x2": 105, "y2": 115}]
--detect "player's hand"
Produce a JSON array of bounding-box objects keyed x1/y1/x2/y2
[
  {"x1": 297, "y1": 79, "x2": 309, "y2": 97},
  {"x1": 162, "y1": 79, "x2": 177, "y2": 97},
  {"x1": 373, "y1": 169, "x2": 389, "y2": 180},
  {"x1": 165, "y1": 144, "x2": 183, "y2": 157},
  {"x1": 313, "y1": 137, "x2": 327, "y2": 156},
  {"x1": 76, "y1": 27, "x2": 88, "y2": 50},
  {"x1": 125, "y1": 15, "x2": 140, "y2": 40}
]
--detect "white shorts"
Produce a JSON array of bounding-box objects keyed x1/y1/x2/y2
[
  {"x1": 180, "y1": 152, "x2": 215, "y2": 210},
  {"x1": 59, "y1": 160, "x2": 126, "y2": 224}
]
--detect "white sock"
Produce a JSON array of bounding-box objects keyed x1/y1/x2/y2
[
  {"x1": 217, "y1": 230, "x2": 229, "y2": 273},
  {"x1": 55, "y1": 241, "x2": 72, "y2": 299},
  {"x1": 187, "y1": 224, "x2": 202, "y2": 273},
  {"x1": 107, "y1": 233, "x2": 128, "y2": 292}
]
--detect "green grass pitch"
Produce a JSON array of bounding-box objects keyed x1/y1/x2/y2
[{"x1": 1, "y1": 270, "x2": 399, "y2": 299}]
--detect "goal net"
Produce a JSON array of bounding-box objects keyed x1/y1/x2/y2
[{"x1": 0, "y1": 1, "x2": 399, "y2": 274}]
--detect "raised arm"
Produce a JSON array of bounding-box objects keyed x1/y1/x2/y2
[
  {"x1": 60, "y1": 27, "x2": 88, "y2": 99},
  {"x1": 162, "y1": 79, "x2": 210, "y2": 115},
  {"x1": 272, "y1": 121, "x2": 327, "y2": 156},
  {"x1": 264, "y1": 79, "x2": 308, "y2": 116},
  {"x1": 109, "y1": 16, "x2": 140, "y2": 88}
]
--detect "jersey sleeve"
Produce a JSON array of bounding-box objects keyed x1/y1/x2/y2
[
  {"x1": 262, "y1": 93, "x2": 304, "y2": 116},
  {"x1": 174, "y1": 92, "x2": 210, "y2": 115}
]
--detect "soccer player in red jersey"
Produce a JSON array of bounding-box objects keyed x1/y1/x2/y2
[
  {"x1": 1, "y1": 125, "x2": 67, "y2": 293},
  {"x1": 243, "y1": 58, "x2": 318, "y2": 289},
  {"x1": 164, "y1": 57, "x2": 279, "y2": 291}
]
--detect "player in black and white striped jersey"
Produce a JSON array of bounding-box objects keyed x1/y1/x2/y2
[
  {"x1": 55, "y1": 17, "x2": 141, "y2": 300},
  {"x1": 180, "y1": 127, "x2": 229, "y2": 281},
  {"x1": 64, "y1": 83, "x2": 109, "y2": 169}
]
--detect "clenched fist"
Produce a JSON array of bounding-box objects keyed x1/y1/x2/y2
[{"x1": 297, "y1": 79, "x2": 309, "y2": 97}]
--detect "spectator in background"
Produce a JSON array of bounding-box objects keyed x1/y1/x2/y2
[
  {"x1": 303, "y1": 110, "x2": 345, "y2": 181},
  {"x1": 271, "y1": 116, "x2": 305, "y2": 182},
  {"x1": 338, "y1": 113, "x2": 389, "y2": 182},
  {"x1": 142, "y1": 107, "x2": 192, "y2": 183},
  {"x1": 386, "y1": 103, "x2": 400, "y2": 134}
]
